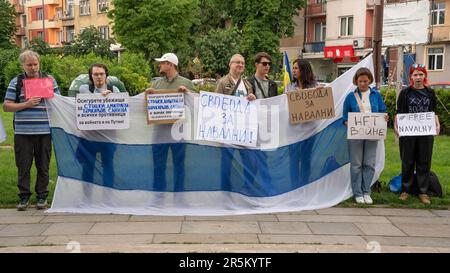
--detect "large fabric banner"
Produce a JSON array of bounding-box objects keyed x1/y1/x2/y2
[{"x1": 47, "y1": 54, "x2": 384, "y2": 216}]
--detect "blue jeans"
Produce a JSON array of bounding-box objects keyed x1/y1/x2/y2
[
  {"x1": 348, "y1": 139, "x2": 378, "y2": 197},
  {"x1": 153, "y1": 143, "x2": 186, "y2": 192}
]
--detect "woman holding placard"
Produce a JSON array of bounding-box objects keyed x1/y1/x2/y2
[
  {"x1": 343, "y1": 68, "x2": 387, "y2": 204},
  {"x1": 394, "y1": 64, "x2": 440, "y2": 205}
]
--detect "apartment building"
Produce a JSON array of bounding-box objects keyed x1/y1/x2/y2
[
  {"x1": 8, "y1": 0, "x2": 27, "y2": 47},
  {"x1": 416, "y1": 0, "x2": 450, "y2": 83}
]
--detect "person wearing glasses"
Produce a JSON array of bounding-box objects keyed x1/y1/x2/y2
[
  {"x1": 75, "y1": 63, "x2": 120, "y2": 190},
  {"x1": 394, "y1": 64, "x2": 441, "y2": 205},
  {"x1": 215, "y1": 54, "x2": 263, "y2": 194},
  {"x1": 248, "y1": 52, "x2": 278, "y2": 99}
]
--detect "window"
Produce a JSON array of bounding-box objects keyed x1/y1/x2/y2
[
  {"x1": 314, "y1": 22, "x2": 326, "y2": 42},
  {"x1": 340, "y1": 16, "x2": 353, "y2": 37},
  {"x1": 316, "y1": 0, "x2": 326, "y2": 3},
  {"x1": 80, "y1": 0, "x2": 91, "y2": 16},
  {"x1": 37, "y1": 31, "x2": 44, "y2": 40},
  {"x1": 98, "y1": 26, "x2": 109, "y2": 39},
  {"x1": 428, "y1": 47, "x2": 444, "y2": 70},
  {"x1": 97, "y1": 0, "x2": 108, "y2": 13},
  {"x1": 37, "y1": 8, "x2": 44, "y2": 20},
  {"x1": 22, "y1": 15, "x2": 27, "y2": 27},
  {"x1": 66, "y1": 27, "x2": 75, "y2": 43},
  {"x1": 431, "y1": 2, "x2": 445, "y2": 25},
  {"x1": 58, "y1": 30, "x2": 63, "y2": 43},
  {"x1": 65, "y1": 0, "x2": 74, "y2": 17}
]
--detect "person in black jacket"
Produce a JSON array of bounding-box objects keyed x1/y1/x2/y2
[
  {"x1": 248, "y1": 52, "x2": 278, "y2": 98},
  {"x1": 394, "y1": 64, "x2": 441, "y2": 204}
]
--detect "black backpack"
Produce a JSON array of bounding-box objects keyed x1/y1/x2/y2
[{"x1": 411, "y1": 171, "x2": 443, "y2": 197}]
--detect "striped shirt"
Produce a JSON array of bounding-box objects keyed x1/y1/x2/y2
[{"x1": 4, "y1": 74, "x2": 60, "y2": 135}]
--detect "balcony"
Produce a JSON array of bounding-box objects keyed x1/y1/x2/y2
[
  {"x1": 304, "y1": 42, "x2": 325, "y2": 53},
  {"x1": 306, "y1": 3, "x2": 326, "y2": 17},
  {"x1": 16, "y1": 27, "x2": 26, "y2": 36}
]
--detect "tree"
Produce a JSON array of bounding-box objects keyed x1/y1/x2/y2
[
  {"x1": 110, "y1": 0, "x2": 200, "y2": 70},
  {"x1": 67, "y1": 26, "x2": 116, "y2": 59},
  {"x1": 0, "y1": 0, "x2": 18, "y2": 48},
  {"x1": 28, "y1": 38, "x2": 52, "y2": 55}
]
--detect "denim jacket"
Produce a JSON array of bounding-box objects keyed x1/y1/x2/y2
[{"x1": 342, "y1": 87, "x2": 387, "y2": 123}]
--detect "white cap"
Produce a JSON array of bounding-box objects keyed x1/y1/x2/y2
[{"x1": 155, "y1": 53, "x2": 178, "y2": 66}]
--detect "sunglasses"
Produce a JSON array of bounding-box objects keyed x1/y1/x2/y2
[
  {"x1": 412, "y1": 63, "x2": 425, "y2": 69},
  {"x1": 259, "y1": 62, "x2": 271, "y2": 66}
]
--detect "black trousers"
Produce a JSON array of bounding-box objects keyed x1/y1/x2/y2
[
  {"x1": 14, "y1": 134, "x2": 52, "y2": 199},
  {"x1": 399, "y1": 136, "x2": 434, "y2": 194}
]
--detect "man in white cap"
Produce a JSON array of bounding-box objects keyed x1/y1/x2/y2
[
  {"x1": 146, "y1": 53, "x2": 194, "y2": 194},
  {"x1": 147, "y1": 53, "x2": 194, "y2": 92}
]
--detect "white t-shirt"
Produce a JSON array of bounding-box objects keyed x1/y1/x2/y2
[
  {"x1": 360, "y1": 91, "x2": 372, "y2": 113},
  {"x1": 232, "y1": 77, "x2": 248, "y2": 97}
]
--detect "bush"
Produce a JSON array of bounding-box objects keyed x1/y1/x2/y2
[{"x1": 380, "y1": 87, "x2": 450, "y2": 135}]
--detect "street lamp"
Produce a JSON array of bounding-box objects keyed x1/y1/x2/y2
[{"x1": 42, "y1": 0, "x2": 45, "y2": 42}]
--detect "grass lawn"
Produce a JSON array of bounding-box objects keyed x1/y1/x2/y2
[{"x1": 0, "y1": 105, "x2": 449, "y2": 209}]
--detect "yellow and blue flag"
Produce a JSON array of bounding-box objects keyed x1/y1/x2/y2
[{"x1": 283, "y1": 51, "x2": 292, "y2": 92}]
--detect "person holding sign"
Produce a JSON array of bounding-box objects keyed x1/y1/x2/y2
[
  {"x1": 215, "y1": 54, "x2": 263, "y2": 193},
  {"x1": 286, "y1": 59, "x2": 319, "y2": 187},
  {"x1": 3, "y1": 50, "x2": 60, "y2": 211},
  {"x1": 145, "y1": 53, "x2": 194, "y2": 192},
  {"x1": 394, "y1": 64, "x2": 440, "y2": 205},
  {"x1": 342, "y1": 68, "x2": 387, "y2": 204},
  {"x1": 73, "y1": 63, "x2": 121, "y2": 188}
]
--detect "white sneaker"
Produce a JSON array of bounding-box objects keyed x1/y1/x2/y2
[
  {"x1": 363, "y1": 195, "x2": 373, "y2": 204},
  {"x1": 355, "y1": 197, "x2": 365, "y2": 204}
]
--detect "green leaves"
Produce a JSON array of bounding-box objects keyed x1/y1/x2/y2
[{"x1": 0, "y1": 0, "x2": 18, "y2": 49}]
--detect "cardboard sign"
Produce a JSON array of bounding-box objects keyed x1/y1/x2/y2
[
  {"x1": 196, "y1": 91, "x2": 259, "y2": 147},
  {"x1": 397, "y1": 112, "x2": 436, "y2": 136},
  {"x1": 347, "y1": 113, "x2": 387, "y2": 140},
  {"x1": 146, "y1": 89, "x2": 185, "y2": 124},
  {"x1": 76, "y1": 92, "x2": 130, "y2": 130},
  {"x1": 287, "y1": 87, "x2": 335, "y2": 124},
  {"x1": 24, "y1": 78, "x2": 54, "y2": 99}
]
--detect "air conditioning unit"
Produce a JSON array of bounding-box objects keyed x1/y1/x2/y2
[{"x1": 352, "y1": 38, "x2": 365, "y2": 49}]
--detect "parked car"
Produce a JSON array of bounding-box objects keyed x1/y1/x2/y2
[{"x1": 430, "y1": 82, "x2": 450, "y2": 90}]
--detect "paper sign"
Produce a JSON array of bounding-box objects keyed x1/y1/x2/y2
[
  {"x1": 347, "y1": 113, "x2": 387, "y2": 140},
  {"x1": 24, "y1": 78, "x2": 54, "y2": 100},
  {"x1": 196, "y1": 91, "x2": 259, "y2": 147},
  {"x1": 76, "y1": 92, "x2": 130, "y2": 130},
  {"x1": 287, "y1": 87, "x2": 335, "y2": 124},
  {"x1": 146, "y1": 89, "x2": 185, "y2": 124},
  {"x1": 396, "y1": 112, "x2": 436, "y2": 136}
]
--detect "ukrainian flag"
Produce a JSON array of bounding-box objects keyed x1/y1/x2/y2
[{"x1": 283, "y1": 51, "x2": 292, "y2": 92}]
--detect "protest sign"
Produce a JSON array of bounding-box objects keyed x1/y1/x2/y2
[
  {"x1": 146, "y1": 89, "x2": 185, "y2": 124},
  {"x1": 287, "y1": 87, "x2": 335, "y2": 124},
  {"x1": 347, "y1": 112, "x2": 387, "y2": 140},
  {"x1": 76, "y1": 92, "x2": 129, "y2": 130},
  {"x1": 24, "y1": 78, "x2": 54, "y2": 99},
  {"x1": 196, "y1": 91, "x2": 258, "y2": 147},
  {"x1": 0, "y1": 116, "x2": 6, "y2": 143},
  {"x1": 396, "y1": 112, "x2": 436, "y2": 136}
]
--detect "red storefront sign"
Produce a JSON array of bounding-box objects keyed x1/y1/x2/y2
[{"x1": 324, "y1": 45, "x2": 355, "y2": 58}]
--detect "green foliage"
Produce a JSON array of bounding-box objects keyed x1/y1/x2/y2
[
  {"x1": 27, "y1": 38, "x2": 52, "y2": 55},
  {"x1": 0, "y1": 47, "x2": 20, "y2": 100},
  {"x1": 0, "y1": 0, "x2": 18, "y2": 48},
  {"x1": 380, "y1": 88, "x2": 450, "y2": 134},
  {"x1": 64, "y1": 26, "x2": 116, "y2": 59},
  {"x1": 110, "y1": 0, "x2": 200, "y2": 72},
  {"x1": 193, "y1": 27, "x2": 242, "y2": 77}
]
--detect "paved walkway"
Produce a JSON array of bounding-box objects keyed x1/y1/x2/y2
[{"x1": 1, "y1": 207, "x2": 450, "y2": 253}]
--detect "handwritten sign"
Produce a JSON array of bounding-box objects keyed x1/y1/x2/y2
[
  {"x1": 24, "y1": 78, "x2": 54, "y2": 100},
  {"x1": 347, "y1": 113, "x2": 387, "y2": 140},
  {"x1": 76, "y1": 92, "x2": 129, "y2": 130},
  {"x1": 146, "y1": 89, "x2": 185, "y2": 124},
  {"x1": 397, "y1": 112, "x2": 436, "y2": 136},
  {"x1": 196, "y1": 91, "x2": 258, "y2": 147},
  {"x1": 287, "y1": 87, "x2": 335, "y2": 124}
]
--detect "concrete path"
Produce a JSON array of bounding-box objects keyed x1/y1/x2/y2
[{"x1": 1, "y1": 207, "x2": 450, "y2": 253}]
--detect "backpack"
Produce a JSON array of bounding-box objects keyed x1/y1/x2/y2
[
  {"x1": 389, "y1": 172, "x2": 443, "y2": 197},
  {"x1": 89, "y1": 83, "x2": 114, "y2": 93}
]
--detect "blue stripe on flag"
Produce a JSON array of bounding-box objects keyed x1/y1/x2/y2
[{"x1": 51, "y1": 119, "x2": 349, "y2": 197}]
